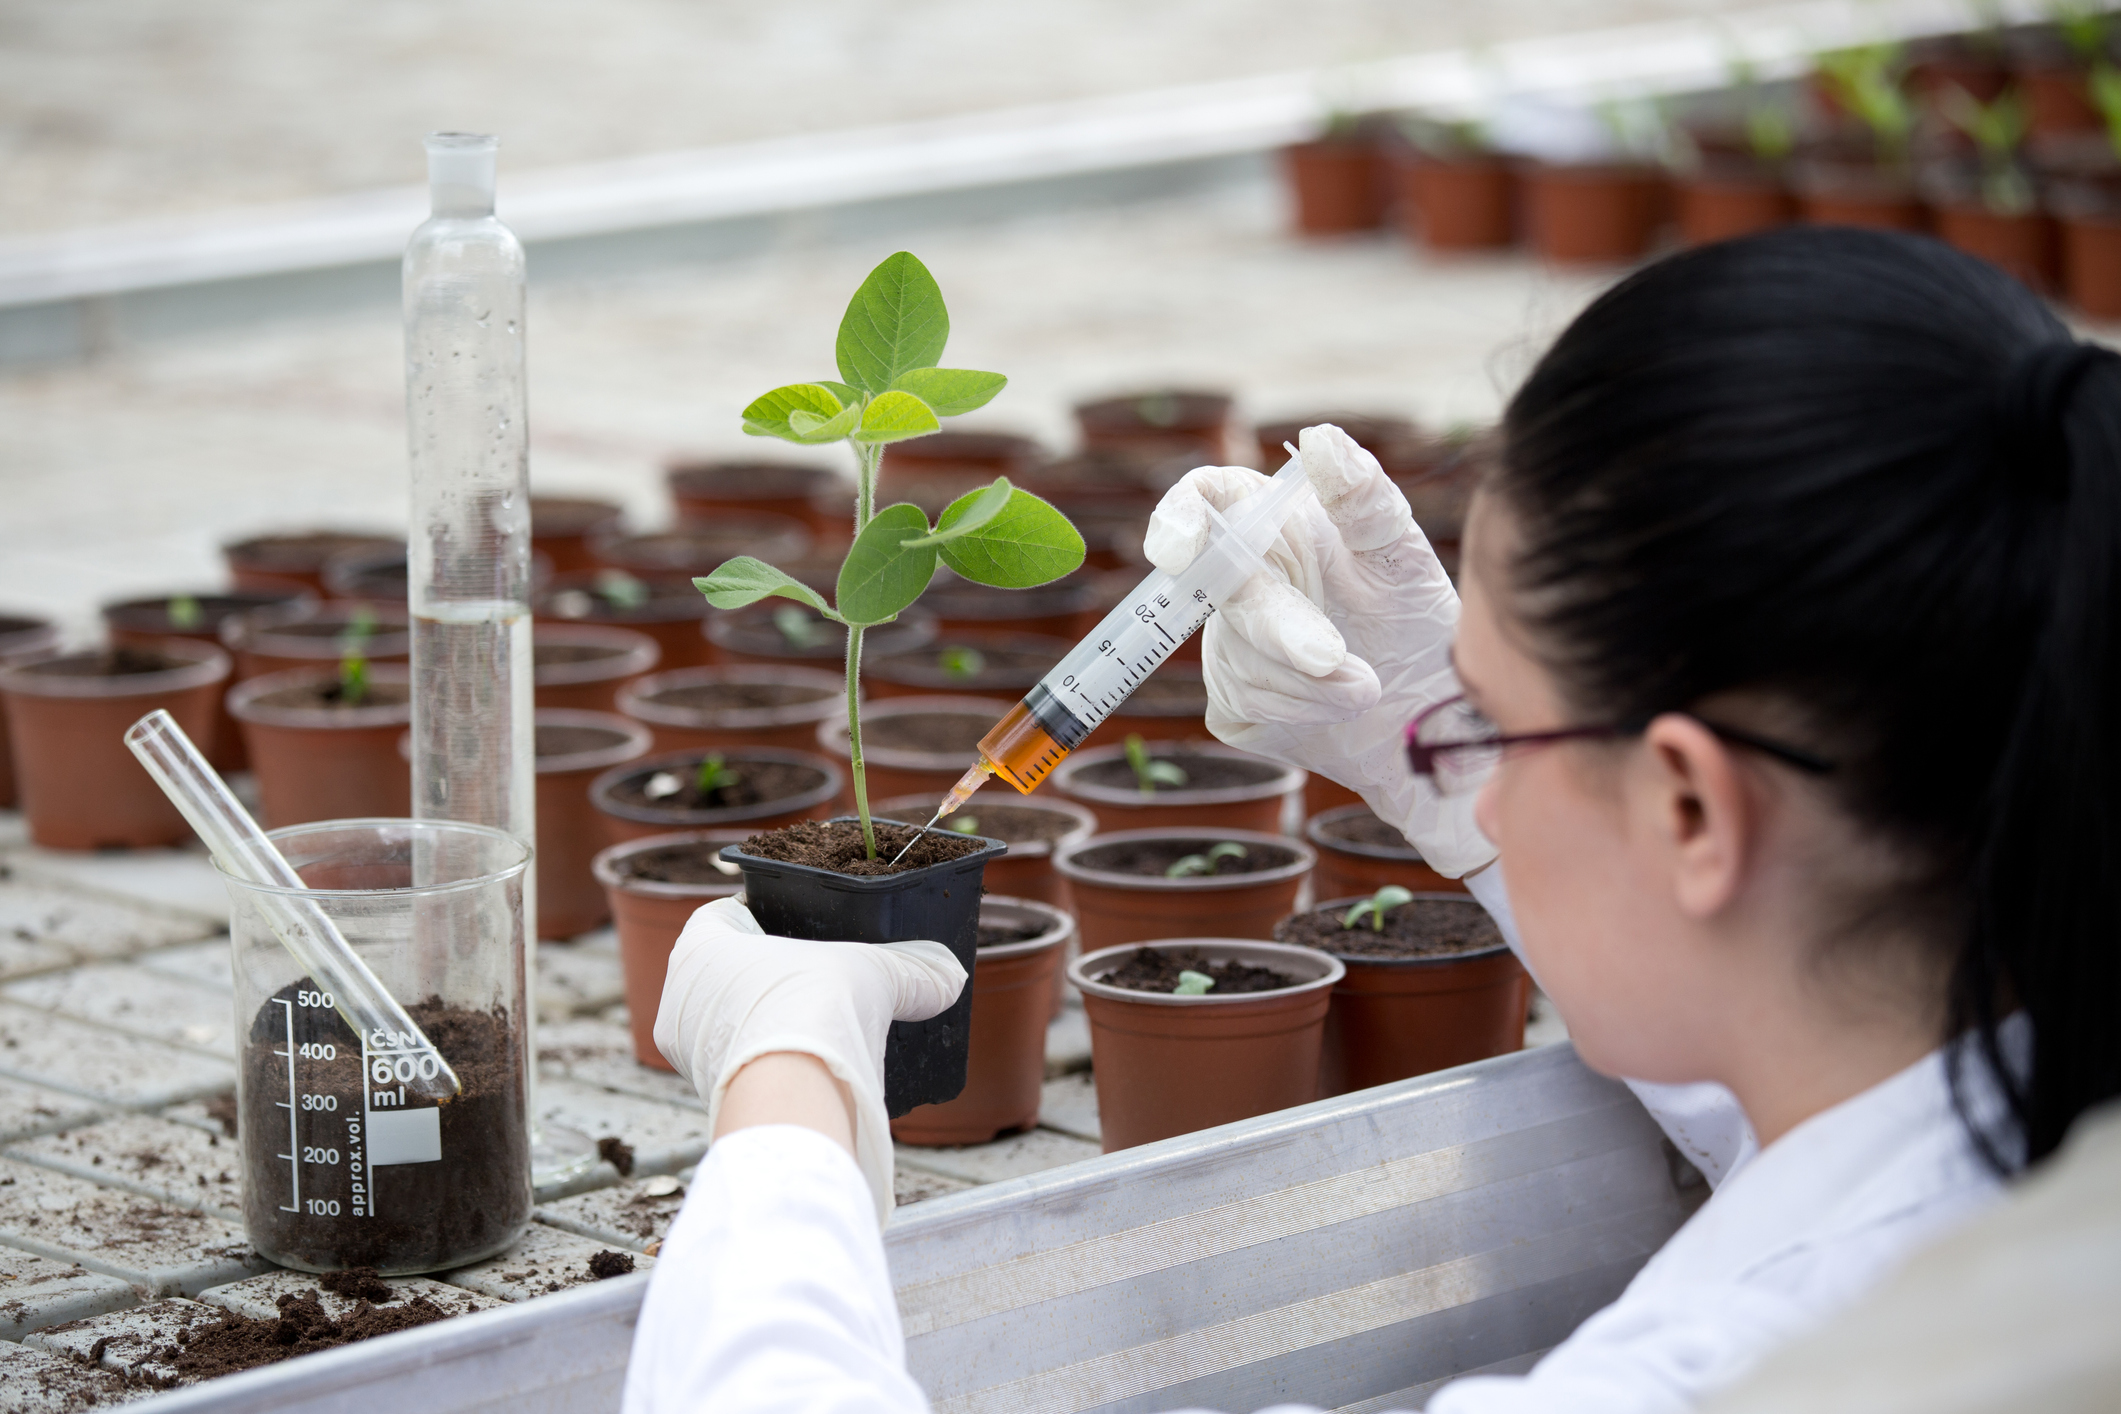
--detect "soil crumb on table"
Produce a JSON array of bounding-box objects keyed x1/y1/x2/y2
[
  {"x1": 171, "y1": 1288, "x2": 454, "y2": 1380},
  {"x1": 317, "y1": 1267, "x2": 392, "y2": 1303},
  {"x1": 1096, "y1": 946, "x2": 1296, "y2": 995},
  {"x1": 587, "y1": 1250, "x2": 635, "y2": 1280},
  {"x1": 596, "y1": 1136, "x2": 636, "y2": 1178},
  {"x1": 1275, "y1": 898, "x2": 1503, "y2": 960},
  {"x1": 1068, "y1": 838, "x2": 1294, "y2": 878},
  {"x1": 739, "y1": 819, "x2": 988, "y2": 877}
]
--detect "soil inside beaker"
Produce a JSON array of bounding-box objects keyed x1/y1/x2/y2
[
  {"x1": 1275, "y1": 898, "x2": 1504, "y2": 960},
  {"x1": 241, "y1": 984, "x2": 528, "y2": 1273},
  {"x1": 1096, "y1": 946, "x2": 1297, "y2": 995},
  {"x1": 740, "y1": 818, "x2": 988, "y2": 877}
]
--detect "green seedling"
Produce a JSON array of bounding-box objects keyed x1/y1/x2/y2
[
  {"x1": 938, "y1": 644, "x2": 986, "y2": 681},
  {"x1": 1940, "y1": 83, "x2": 2033, "y2": 214},
  {"x1": 167, "y1": 594, "x2": 203, "y2": 630},
  {"x1": 774, "y1": 604, "x2": 829, "y2": 649},
  {"x1": 693, "y1": 251, "x2": 1085, "y2": 859},
  {"x1": 1814, "y1": 42, "x2": 1914, "y2": 165},
  {"x1": 1721, "y1": 55, "x2": 1796, "y2": 165},
  {"x1": 1398, "y1": 113, "x2": 1487, "y2": 159},
  {"x1": 1125, "y1": 733, "x2": 1189, "y2": 796},
  {"x1": 947, "y1": 814, "x2": 980, "y2": 834},
  {"x1": 336, "y1": 606, "x2": 377, "y2": 707},
  {"x1": 1165, "y1": 842, "x2": 1248, "y2": 879},
  {"x1": 1343, "y1": 884, "x2": 1416, "y2": 931},
  {"x1": 595, "y1": 570, "x2": 651, "y2": 610},
  {"x1": 1173, "y1": 970, "x2": 1217, "y2": 996},
  {"x1": 1595, "y1": 95, "x2": 1675, "y2": 166},
  {"x1": 2090, "y1": 62, "x2": 2121, "y2": 159},
  {"x1": 2056, "y1": 0, "x2": 2111, "y2": 62},
  {"x1": 694, "y1": 753, "x2": 735, "y2": 796}
]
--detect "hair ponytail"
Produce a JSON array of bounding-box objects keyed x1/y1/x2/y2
[{"x1": 1493, "y1": 225, "x2": 2121, "y2": 1169}]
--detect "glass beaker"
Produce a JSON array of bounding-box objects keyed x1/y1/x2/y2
[{"x1": 219, "y1": 818, "x2": 531, "y2": 1275}]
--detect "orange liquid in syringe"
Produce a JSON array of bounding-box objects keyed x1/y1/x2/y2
[{"x1": 972, "y1": 698, "x2": 1076, "y2": 793}]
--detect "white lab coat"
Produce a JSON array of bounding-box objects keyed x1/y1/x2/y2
[{"x1": 624, "y1": 869, "x2": 2011, "y2": 1414}]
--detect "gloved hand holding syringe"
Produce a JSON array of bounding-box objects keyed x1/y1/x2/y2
[{"x1": 895, "y1": 447, "x2": 1319, "y2": 857}]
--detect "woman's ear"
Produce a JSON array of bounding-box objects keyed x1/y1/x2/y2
[{"x1": 1637, "y1": 713, "x2": 1755, "y2": 919}]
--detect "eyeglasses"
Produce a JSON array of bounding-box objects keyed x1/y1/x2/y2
[{"x1": 1405, "y1": 695, "x2": 1836, "y2": 795}]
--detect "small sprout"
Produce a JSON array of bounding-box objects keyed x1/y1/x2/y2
[
  {"x1": 1172, "y1": 970, "x2": 1216, "y2": 996},
  {"x1": 947, "y1": 815, "x2": 980, "y2": 834},
  {"x1": 693, "y1": 753, "x2": 735, "y2": 795},
  {"x1": 643, "y1": 771, "x2": 683, "y2": 801},
  {"x1": 1164, "y1": 841, "x2": 1248, "y2": 879},
  {"x1": 1125, "y1": 733, "x2": 1189, "y2": 795},
  {"x1": 2089, "y1": 62, "x2": 2121, "y2": 161},
  {"x1": 938, "y1": 644, "x2": 987, "y2": 680},
  {"x1": 1940, "y1": 84, "x2": 2032, "y2": 215},
  {"x1": 336, "y1": 607, "x2": 377, "y2": 707},
  {"x1": 1342, "y1": 884, "x2": 1416, "y2": 931},
  {"x1": 773, "y1": 604, "x2": 828, "y2": 649},
  {"x1": 595, "y1": 570, "x2": 650, "y2": 610},
  {"x1": 2058, "y1": 0, "x2": 2110, "y2": 62},
  {"x1": 338, "y1": 654, "x2": 370, "y2": 706},
  {"x1": 167, "y1": 594, "x2": 203, "y2": 630},
  {"x1": 1135, "y1": 392, "x2": 1182, "y2": 428}
]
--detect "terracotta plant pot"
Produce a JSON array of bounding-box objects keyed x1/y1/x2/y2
[
  {"x1": 1054, "y1": 827, "x2": 1316, "y2": 953},
  {"x1": 1301, "y1": 774, "x2": 1365, "y2": 819},
  {"x1": 619, "y1": 664, "x2": 847, "y2": 755},
  {"x1": 1252, "y1": 413, "x2": 1419, "y2": 473},
  {"x1": 227, "y1": 666, "x2": 413, "y2": 828},
  {"x1": 532, "y1": 623, "x2": 661, "y2": 714},
  {"x1": 0, "y1": 642, "x2": 230, "y2": 850},
  {"x1": 101, "y1": 588, "x2": 312, "y2": 770},
  {"x1": 815, "y1": 695, "x2": 1001, "y2": 803},
  {"x1": 1052, "y1": 740, "x2": 1303, "y2": 835},
  {"x1": 0, "y1": 614, "x2": 60, "y2": 809},
  {"x1": 589, "y1": 518, "x2": 813, "y2": 579},
  {"x1": 221, "y1": 601, "x2": 413, "y2": 682},
  {"x1": 2020, "y1": 60, "x2": 2102, "y2": 138},
  {"x1": 536, "y1": 572, "x2": 714, "y2": 672},
  {"x1": 221, "y1": 530, "x2": 401, "y2": 597},
  {"x1": 589, "y1": 746, "x2": 842, "y2": 846},
  {"x1": 1283, "y1": 138, "x2": 1389, "y2": 234},
  {"x1": 535, "y1": 711, "x2": 653, "y2": 940},
  {"x1": 880, "y1": 432, "x2": 1045, "y2": 503},
  {"x1": 1675, "y1": 166, "x2": 1796, "y2": 245},
  {"x1": 1521, "y1": 163, "x2": 1668, "y2": 263},
  {"x1": 866, "y1": 631, "x2": 1067, "y2": 702},
  {"x1": 1933, "y1": 199, "x2": 2062, "y2": 292},
  {"x1": 531, "y1": 496, "x2": 624, "y2": 574},
  {"x1": 1305, "y1": 803, "x2": 1467, "y2": 901},
  {"x1": 1793, "y1": 157, "x2": 1928, "y2": 231},
  {"x1": 706, "y1": 603, "x2": 934, "y2": 670},
  {"x1": 1275, "y1": 894, "x2": 1527, "y2": 1096},
  {"x1": 2060, "y1": 204, "x2": 2121, "y2": 316},
  {"x1": 666, "y1": 459, "x2": 845, "y2": 539},
  {"x1": 1070, "y1": 938, "x2": 1343, "y2": 1151},
  {"x1": 1395, "y1": 153, "x2": 1515, "y2": 249},
  {"x1": 917, "y1": 573, "x2": 1099, "y2": 640},
  {"x1": 1074, "y1": 390, "x2": 1234, "y2": 465},
  {"x1": 874, "y1": 791, "x2": 1096, "y2": 909},
  {"x1": 890, "y1": 896, "x2": 1073, "y2": 1145},
  {"x1": 595, "y1": 830, "x2": 751, "y2": 1068}
]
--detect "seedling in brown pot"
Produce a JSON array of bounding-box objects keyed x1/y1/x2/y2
[
  {"x1": 1125, "y1": 733, "x2": 1188, "y2": 796},
  {"x1": 1165, "y1": 842, "x2": 1248, "y2": 879},
  {"x1": 938, "y1": 644, "x2": 986, "y2": 681},
  {"x1": 1172, "y1": 969, "x2": 1216, "y2": 996},
  {"x1": 1342, "y1": 884, "x2": 1415, "y2": 931},
  {"x1": 336, "y1": 608, "x2": 376, "y2": 706},
  {"x1": 167, "y1": 594, "x2": 204, "y2": 631}
]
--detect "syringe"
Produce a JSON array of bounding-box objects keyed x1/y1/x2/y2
[{"x1": 898, "y1": 451, "x2": 1317, "y2": 855}]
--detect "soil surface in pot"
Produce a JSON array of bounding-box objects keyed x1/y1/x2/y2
[
  {"x1": 1096, "y1": 945, "x2": 1296, "y2": 994},
  {"x1": 1072, "y1": 753, "x2": 1284, "y2": 793},
  {"x1": 535, "y1": 642, "x2": 633, "y2": 669},
  {"x1": 18, "y1": 646, "x2": 185, "y2": 679},
  {"x1": 108, "y1": 594, "x2": 294, "y2": 633},
  {"x1": 242, "y1": 987, "x2": 525, "y2": 1270},
  {"x1": 251, "y1": 677, "x2": 411, "y2": 711},
  {"x1": 619, "y1": 841, "x2": 741, "y2": 886},
  {"x1": 167, "y1": 1277, "x2": 457, "y2": 1380},
  {"x1": 1277, "y1": 898, "x2": 1503, "y2": 959},
  {"x1": 932, "y1": 804, "x2": 1077, "y2": 846},
  {"x1": 741, "y1": 818, "x2": 986, "y2": 877},
  {"x1": 874, "y1": 642, "x2": 1060, "y2": 679},
  {"x1": 1317, "y1": 810, "x2": 1414, "y2": 852},
  {"x1": 610, "y1": 758, "x2": 826, "y2": 813},
  {"x1": 647, "y1": 681, "x2": 835, "y2": 712},
  {"x1": 1071, "y1": 837, "x2": 1298, "y2": 877},
  {"x1": 977, "y1": 920, "x2": 1049, "y2": 948},
  {"x1": 864, "y1": 712, "x2": 990, "y2": 755},
  {"x1": 536, "y1": 723, "x2": 630, "y2": 759},
  {"x1": 228, "y1": 532, "x2": 399, "y2": 572}
]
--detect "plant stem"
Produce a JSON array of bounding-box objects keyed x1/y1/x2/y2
[{"x1": 848, "y1": 439, "x2": 882, "y2": 858}]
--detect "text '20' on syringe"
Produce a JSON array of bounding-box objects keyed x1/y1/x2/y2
[{"x1": 915, "y1": 452, "x2": 1318, "y2": 841}]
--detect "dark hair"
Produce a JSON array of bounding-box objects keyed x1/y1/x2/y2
[{"x1": 1492, "y1": 225, "x2": 2120, "y2": 1170}]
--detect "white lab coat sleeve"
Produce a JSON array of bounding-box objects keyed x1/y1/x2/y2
[
  {"x1": 622, "y1": 1124, "x2": 931, "y2": 1414},
  {"x1": 1463, "y1": 863, "x2": 1757, "y2": 1187}
]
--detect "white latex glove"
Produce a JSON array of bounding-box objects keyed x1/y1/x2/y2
[
  {"x1": 1143, "y1": 422, "x2": 1494, "y2": 877},
  {"x1": 653, "y1": 897, "x2": 967, "y2": 1226}
]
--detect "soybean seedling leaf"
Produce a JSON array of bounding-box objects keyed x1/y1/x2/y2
[
  {"x1": 837, "y1": 503, "x2": 939, "y2": 625},
  {"x1": 773, "y1": 604, "x2": 831, "y2": 649},
  {"x1": 948, "y1": 814, "x2": 980, "y2": 834},
  {"x1": 900, "y1": 477, "x2": 1012, "y2": 548},
  {"x1": 1206, "y1": 842, "x2": 1249, "y2": 864},
  {"x1": 1165, "y1": 853, "x2": 1213, "y2": 879},
  {"x1": 693, "y1": 558, "x2": 834, "y2": 617},
  {"x1": 889, "y1": 367, "x2": 1007, "y2": 417},
  {"x1": 1173, "y1": 970, "x2": 1216, "y2": 996},
  {"x1": 787, "y1": 401, "x2": 862, "y2": 445},
  {"x1": 818, "y1": 380, "x2": 863, "y2": 408},
  {"x1": 741, "y1": 383, "x2": 845, "y2": 441},
  {"x1": 936, "y1": 488, "x2": 1085, "y2": 588},
  {"x1": 836, "y1": 251, "x2": 950, "y2": 395},
  {"x1": 852, "y1": 390, "x2": 942, "y2": 446},
  {"x1": 1342, "y1": 883, "x2": 1414, "y2": 931}
]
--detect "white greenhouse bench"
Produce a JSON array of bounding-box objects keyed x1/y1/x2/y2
[{"x1": 139, "y1": 1043, "x2": 1700, "y2": 1413}]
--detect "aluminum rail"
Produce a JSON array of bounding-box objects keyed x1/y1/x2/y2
[
  {"x1": 0, "y1": 0, "x2": 2018, "y2": 312},
  {"x1": 134, "y1": 1043, "x2": 1702, "y2": 1413}
]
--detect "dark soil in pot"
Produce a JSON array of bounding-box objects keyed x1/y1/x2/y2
[
  {"x1": 222, "y1": 531, "x2": 401, "y2": 596},
  {"x1": 1306, "y1": 802, "x2": 1466, "y2": 898},
  {"x1": 864, "y1": 710, "x2": 989, "y2": 755},
  {"x1": 531, "y1": 496, "x2": 623, "y2": 574},
  {"x1": 815, "y1": 696, "x2": 997, "y2": 801},
  {"x1": 223, "y1": 602, "x2": 413, "y2": 681},
  {"x1": 1056, "y1": 740, "x2": 1301, "y2": 835},
  {"x1": 618, "y1": 665, "x2": 845, "y2": 755},
  {"x1": 1095, "y1": 945, "x2": 1297, "y2": 994},
  {"x1": 1082, "y1": 663, "x2": 1209, "y2": 749},
  {"x1": 667, "y1": 459, "x2": 844, "y2": 536},
  {"x1": 1068, "y1": 835, "x2": 1299, "y2": 878},
  {"x1": 621, "y1": 840, "x2": 747, "y2": 885},
  {"x1": 977, "y1": 918, "x2": 1048, "y2": 947},
  {"x1": 1070, "y1": 752, "x2": 1279, "y2": 795},
  {"x1": 590, "y1": 518, "x2": 813, "y2": 577},
  {"x1": 104, "y1": 589, "x2": 311, "y2": 772},
  {"x1": 606, "y1": 757, "x2": 825, "y2": 814},
  {"x1": 1276, "y1": 896, "x2": 1504, "y2": 958},
  {"x1": 1055, "y1": 826, "x2": 1316, "y2": 951},
  {"x1": 737, "y1": 817, "x2": 988, "y2": 876},
  {"x1": 874, "y1": 792, "x2": 1096, "y2": 908},
  {"x1": 589, "y1": 747, "x2": 841, "y2": 844},
  {"x1": 536, "y1": 572, "x2": 714, "y2": 671},
  {"x1": 531, "y1": 624, "x2": 660, "y2": 714},
  {"x1": 867, "y1": 633, "x2": 1067, "y2": 699},
  {"x1": 917, "y1": 573, "x2": 1098, "y2": 639}
]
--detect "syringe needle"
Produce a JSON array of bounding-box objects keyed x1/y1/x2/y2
[{"x1": 889, "y1": 760, "x2": 991, "y2": 865}]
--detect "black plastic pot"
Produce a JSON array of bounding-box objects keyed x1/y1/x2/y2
[{"x1": 723, "y1": 816, "x2": 1008, "y2": 1115}]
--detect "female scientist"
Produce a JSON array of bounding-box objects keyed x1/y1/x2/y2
[{"x1": 619, "y1": 225, "x2": 2121, "y2": 1413}]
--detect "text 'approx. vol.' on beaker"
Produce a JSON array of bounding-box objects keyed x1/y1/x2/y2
[{"x1": 218, "y1": 818, "x2": 532, "y2": 1275}]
